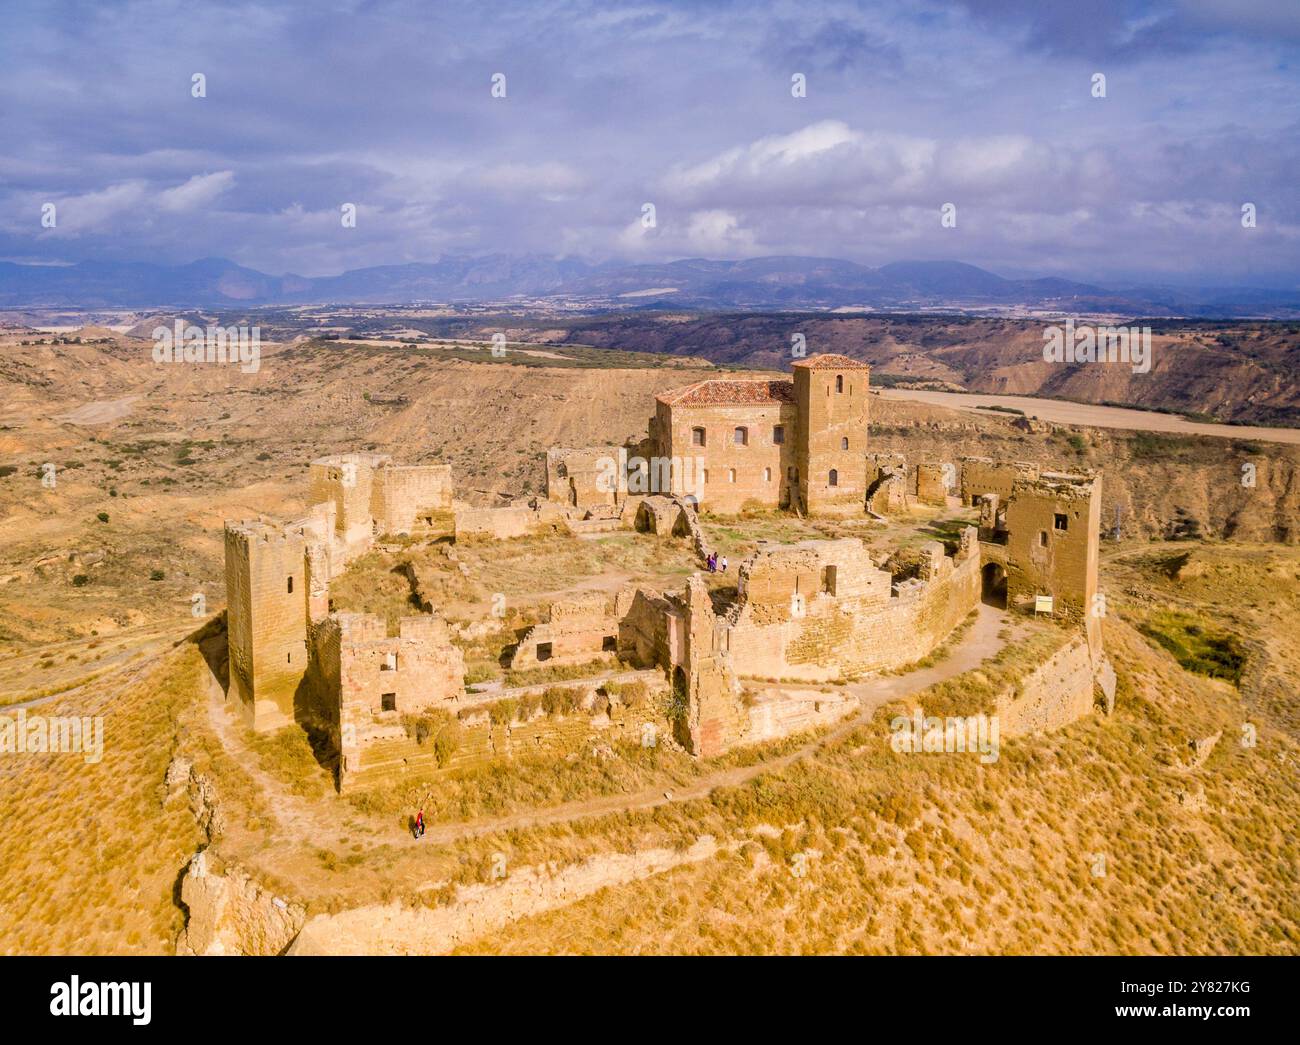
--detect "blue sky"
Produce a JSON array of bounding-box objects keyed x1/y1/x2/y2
[{"x1": 1, "y1": 0, "x2": 1297, "y2": 286}]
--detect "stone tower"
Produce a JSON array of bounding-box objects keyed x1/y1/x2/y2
[
  {"x1": 677, "y1": 574, "x2": 744, "y2": 757},
  {"x1": 224, "y1": 520, "x2": 310, "y2": 731},
  {"x1": 1003, "y1": 472, "x2": 1102, "y2": 648},
  {"x1": 793, "y1": 354, "x2": 870, "y2": 515}
]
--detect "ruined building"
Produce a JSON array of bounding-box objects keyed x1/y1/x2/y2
[
  {"x1": 224, "y1": 453, "x2": 455, "y2": 734},
  {"x1": 223, "y1": 368, "x2": 1109, "y2": 790}
]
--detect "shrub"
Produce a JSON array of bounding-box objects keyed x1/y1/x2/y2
[
  {"x1": 149, "y1": 569, "x2": 165, "y2": 581},
  {"x1": 541, "y1": 686, "x2": 583, "y2": 716},
  {"x1": 95, "y1": 512, "x2": 109, "y2": 523},
  {"x1": 71, "y1": 575, "x2": 90, "y2": 587}
]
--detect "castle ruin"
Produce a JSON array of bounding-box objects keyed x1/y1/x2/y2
[{"x1": 222, "y1": 354, "x2": 1109, "y2": 789}]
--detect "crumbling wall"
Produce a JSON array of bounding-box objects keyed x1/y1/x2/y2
[
  {"x1": 1002, "y1": 472, "x2": 1101, "y2": 625},
  {"x1": 914, "y1": 461, "x2": 953, "y2": 506},
  {"x1": 997, "y1": 634, "x2": 1098, "y2": 736},
  {"x1": 680, "y1": 575, "x2": 745, "y2": 757},
  {"x1": 960, "y1": 457, "x2": 1040, "y2": 506},
  {"x1": 546, "y1": 447, "x2": 620, "y2": 508},
  {"x1": 615, "y1": 587, "x2": 683, "y2": 670},
  {"x1": 372, "y1": 464, "x2": 453, "y2": 534},
  {"x1": 454, "y1": 505, "x2": 538, "y2": 540},
  {"x1": 721, "y1": 533, "x2": 980, "y2": 682},
  {"x1": 508, "y1": 592, "x2": 619, "y2": 670}
]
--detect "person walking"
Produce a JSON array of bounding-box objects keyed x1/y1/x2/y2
[
  {"x1": 720, "y1": 555, "x2": 728, "y2": 573},
  {"x1": 414, "y1": 809, "x2": 425, "y2": 838}
]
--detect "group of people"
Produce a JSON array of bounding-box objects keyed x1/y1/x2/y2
[{"x1": 706, "y1": 552, "x2": 728, "y2": 573}]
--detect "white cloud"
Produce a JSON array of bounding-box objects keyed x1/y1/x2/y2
[{"x1": 157, "y1": 171, "x2": 234, "y2": 212}]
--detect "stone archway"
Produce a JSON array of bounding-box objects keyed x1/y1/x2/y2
[{"x1": 982, "y1": 561, "x2": 1007, "y2": 608}]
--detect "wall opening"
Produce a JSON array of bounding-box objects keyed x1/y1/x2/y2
[
  {"x1": 835, "y1": 374, "x2": 844, "y2": 393},
  {"x1": 733, "y1": 426, "x2": 748, "y2": 446},
  {"x1": 828, "y1": 468, "x2": 839, "y2": 487},
  {"x1": 381, "y1": 692, "x2": 397, "y2": 712},
  {"x1": 602, "y1": 635, "x2": 617, "y2": 652},
  {"x1": 841, "y1": 437, "x2": 849, "y2": 450},
  {"x1": 772, "y1": 425, "x2": 785, "y2": 445},
  {"x1": 1054, "y1": 513, "x2": 1068, "y2": 531},
  {"x1": 691, "y1": 427, "x2": 706, "y2": 447},
  {"x1": 536, "y1": 641, "x2": 553, "y2": 662},
  {"x1": 982, "y1": 562, "x2": 1008, "y2": 608},
  {"x1": 287, "y1": 576, "x2": 294, "y2": 594},
  {"x1": 821, "y1": 565, "x2": 837, "y2": 594}
]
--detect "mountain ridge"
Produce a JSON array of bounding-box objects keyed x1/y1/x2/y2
[{"x1": 1, "y1": 254, "x2": 1297, "y2": 318}]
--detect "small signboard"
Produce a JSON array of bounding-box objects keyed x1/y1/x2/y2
[{"x1": 1034, "y1": 595, "x2": 1054, "y2": 614}]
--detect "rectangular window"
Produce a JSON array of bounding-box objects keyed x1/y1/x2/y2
[
  {"x1": 536, "y1": 642, "x2": 552, "y2": 662},
  {"x1": 1054, "y1": 513, "x2": 1068, "y2": 531},
  {"x1": 773, "y1": 425, "x2": 785, "y2": 445},
  {"x1": 381, "y1": 692, "x2": 396, "y2": 712}
]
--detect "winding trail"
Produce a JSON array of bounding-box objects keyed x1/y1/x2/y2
[{"x1": 204, "y1": 602, "x2": 1010, "y2": 851}]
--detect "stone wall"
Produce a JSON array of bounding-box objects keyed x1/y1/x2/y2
[
  {"x1": 960, "y1": 457, "x2": 1041, "y2": 506},
  {"x1": 372, "y1": 463, "x2": 453, "y2": 534},
  {"x1": 1002, "y1": 472, "x2": 1101, "y2": 623},
  {"x1": 453, "y1": 505, "x2": 538, "y2": 540},
  {"x1": 720, "y1": 532, "x2": 981, "y2": 683},
  {"x1": 508, "y1": 592, "x2": 619, "y2": 670},
  {"x1": 657, "y1": 396, "x2": 795, "y2": 513},
  {"x1": 996, "y1": 633, "x2": 1098, "y2": 736},
  {"x1": 545, "y1": 446, "x2": 620, "y2": 508}
]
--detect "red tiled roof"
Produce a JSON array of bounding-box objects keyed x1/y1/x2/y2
[
  {"x1": 791, "y1": 353, "x2": 872, "y2": 370},
  {"x1": 656, "y1": 378, "x2": 795, "y2": 407}
]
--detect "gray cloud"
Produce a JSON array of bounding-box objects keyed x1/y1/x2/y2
[{"x1": 0, "y1": 0, "x2": 1296, "y2": 287}]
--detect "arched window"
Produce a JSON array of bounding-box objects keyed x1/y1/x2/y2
[
  {"x1": 733, "y1": 426, "x2": 748, "y2": 446},
  {"x1": 828, "y1": 469, "x2": 839, "y2": 487},
  {"x1": 763, "y1": 467, "x2": 772, "y2": 482},
  {"x1": 692, "y1": 427, "x2": 706, "y2": 447},
  {"x1": 727, "y1": 469, "x2": 736, "y2": 483},
  {"x1": 835, "y1": 374, "x2": 844, "y2": 393},
  {"x1": 841, "y1": 436, "x2": 849, "y2": 450},
  {"x1": 286, "y1": 576, "x2": 294, "y2": 594}
]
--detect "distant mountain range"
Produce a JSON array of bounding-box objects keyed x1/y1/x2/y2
[{"x1": 1, "y1": 254, "x2": 1296, "y2": 318}]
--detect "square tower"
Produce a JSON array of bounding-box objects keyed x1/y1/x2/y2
[
  {"x1": 224, "y1": 520, "x2": 309, "y2": 731},
  {"x1": 793, "y1": 354, "x2": 871, "y2": 515},
  {"x1": 1003, "y1": 472, "x2": 1102, "y2": 637}
]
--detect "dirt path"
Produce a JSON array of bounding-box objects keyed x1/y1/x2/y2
[
  {"x1": 204, "y1": 602, "x2": 1010, "y2": 852},
  {"x1": 411, "y1": 602, "x2": 1011, "y2": 847}
]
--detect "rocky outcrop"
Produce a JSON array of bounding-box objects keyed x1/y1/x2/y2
[{"x1": 177, "y1": 852, "x2": 306, "y2": 956}]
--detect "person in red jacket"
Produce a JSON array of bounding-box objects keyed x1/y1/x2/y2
[{"x1": 414, "y1": 809, "x2": 425, "y2": 838}]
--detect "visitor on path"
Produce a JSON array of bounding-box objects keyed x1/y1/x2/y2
[
  {"x1": 720, "y1": 556, "x2": 728, "y2": 573},
  {"x1": 707, "y1": 552, "x2": 716, "y2": 572},
  {"x1": 414, "y1": 809, "x2": 425, "y2": 838}
]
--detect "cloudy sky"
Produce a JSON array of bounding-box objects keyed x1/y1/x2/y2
[{"x1": 1, "y1": 0, "x2": 1297, "y2": 287}]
